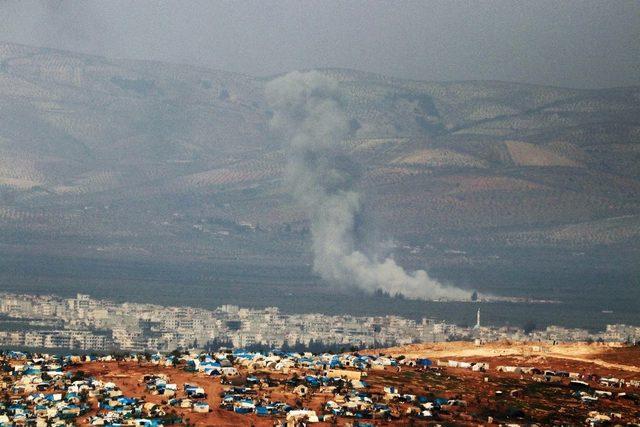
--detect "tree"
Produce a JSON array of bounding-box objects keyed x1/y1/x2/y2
[
  {"x1": 523, "y1": 321, "x2": 537, "y2": 335},
  {"x1": 348, "y1": 118, "x2": 361, "y2": 136},
  {"x1": 218, "y1": 88, "x2": 230, "y2": 101},
  {"x1": 70, "y1": 370, "x2": 85, "y2": 382}
]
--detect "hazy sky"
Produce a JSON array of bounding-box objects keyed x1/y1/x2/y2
[{"x1": 0, "y1": 0, "x2": 638, "y2": 88}]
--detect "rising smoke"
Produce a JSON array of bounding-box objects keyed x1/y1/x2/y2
[{"x1": 266, "y1": 71, "x2": 470, "y2": 301}]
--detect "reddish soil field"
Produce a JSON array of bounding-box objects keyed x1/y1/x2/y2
[{"x1": 67, "y1": 342, "x2": 640, "y2": 426}]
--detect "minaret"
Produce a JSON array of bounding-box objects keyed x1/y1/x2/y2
[{"x1": 475, "y1": 308, "x2": 480, "y2": 329}]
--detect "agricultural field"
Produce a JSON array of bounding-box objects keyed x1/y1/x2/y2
[{"x1": 0, "y1": 41, "x2": 639, "y2": 324}]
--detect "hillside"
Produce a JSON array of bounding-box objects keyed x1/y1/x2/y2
[
  {"x1": 3, "y1": 343, "x2": 640, "y2": 425},
  {"x1": 0, "y1": 41, "x2": 639, "y2": 310}
]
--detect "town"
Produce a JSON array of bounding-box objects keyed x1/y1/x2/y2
[{"x1": 1, "y1": 293, "x2": 638, "y2": 353}]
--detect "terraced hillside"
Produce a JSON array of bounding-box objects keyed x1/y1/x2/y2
[{"x1": 0, "y1": 42, "x2": 639, "y2": 312}]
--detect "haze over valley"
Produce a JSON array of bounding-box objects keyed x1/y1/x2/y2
[{"x1": 0, "y1": 41, "x2": 639, "y2": 328}]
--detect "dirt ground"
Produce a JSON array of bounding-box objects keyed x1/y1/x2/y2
[
  {"x1": 78, "y1": 362, "x2": 277, "y2": 426},
  {"x1": 69, "y1": 342, "x2": 640, "y2": 426},
  {"x1": 76, "y1": 361, "x2": 439, "y2": 426},
  {"x1": 366, "y1": 341, "x2": 640, "y2": 375}
]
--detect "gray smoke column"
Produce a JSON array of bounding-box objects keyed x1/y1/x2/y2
[{"x1": 266, "y1": 71, "x2": 470, "y2": 301}]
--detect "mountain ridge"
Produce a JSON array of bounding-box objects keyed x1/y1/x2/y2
[{"x1": 0, "y1": 41, "x2": 638, "y2": 304}]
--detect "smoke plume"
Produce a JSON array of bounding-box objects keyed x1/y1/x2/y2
[{"x1": 266, "y1": 71, "x2": 470, "y2": 301}]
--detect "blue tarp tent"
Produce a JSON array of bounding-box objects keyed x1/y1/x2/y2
[
  {"x1": 417, "y1": 358, "x2": 433, "y2": 367},
  {"x1": 255, "y1": 406, "x2": 270, "y2": 416}
]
